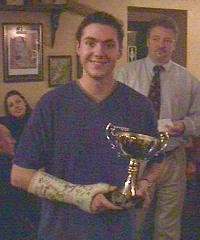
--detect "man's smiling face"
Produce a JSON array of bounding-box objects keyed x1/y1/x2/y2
[{"x1": 76, "y1": 23, "x2": 122, "y2": 81}]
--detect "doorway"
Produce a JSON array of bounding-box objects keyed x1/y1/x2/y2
[{"x1": 128, "y1": 7, "x2": 187, "y2": 66}]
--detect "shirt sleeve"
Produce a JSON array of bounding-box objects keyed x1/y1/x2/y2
[
  {"x1": 182, "y1": 73, "x2": 200, "y2": 137},
  {"x1": 13, "y1": 97, "x2": 53, "y2": 170}
]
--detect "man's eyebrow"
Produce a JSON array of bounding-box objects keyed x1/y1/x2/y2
[
  {"x1": 104, "y1": 39, "x2": 115, "y2": 43},
  {"x1": 83, "y1": 37, "x2": 115, "y2": 43},
  {"x1": 83, "y1": 37, "x2": 96, "y2": 41}
]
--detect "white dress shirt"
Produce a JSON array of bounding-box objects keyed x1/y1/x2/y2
[{"x1": 115, "y1": 56, "x2": 200, "y2": 150}]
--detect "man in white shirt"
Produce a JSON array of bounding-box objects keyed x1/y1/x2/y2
[{"x1": 115, "y1": 16, "x2": 200, "y2": 240}]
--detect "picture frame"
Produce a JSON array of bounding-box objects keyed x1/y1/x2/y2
[
  {"x1": 48, "y1": 55, "x2": 72, "y2": 87},
  {"x1": 128, "y1": 46, "x2": 137, "y2": 62},
  {"x1": 6, "y1": 0, "x2": 24, "y2": 5},
  {"x1": 2, "y1": 23, "x2": 43, "y2": 83},
  {"x1": 76, "y1": 55, "x2": 82, "y2": 79}
]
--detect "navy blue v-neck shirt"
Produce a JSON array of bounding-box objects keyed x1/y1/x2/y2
[{"x1": 14, "y1": 81, "x2": 161, "y2": 240}]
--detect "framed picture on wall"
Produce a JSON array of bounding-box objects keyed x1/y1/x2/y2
[
  {"x1": 76, "y1": 55, "x2": 82, "y2": 79},
  {"x1": 128, "y1": 46, "x2": 137, "y2": 62},
  {"x1": 2, "y1": 23, "x2": 43, "y2": 82},
  {"x1": 48, "y1": 55, "x2": 72, "y2": 87}
]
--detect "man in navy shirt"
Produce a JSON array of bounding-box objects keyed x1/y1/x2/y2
[{"x1": 11, "y1": 11, "x2": 165, "y2": 240}]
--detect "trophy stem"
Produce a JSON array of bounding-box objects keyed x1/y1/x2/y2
[{"x1": 121, "y1": 158, "x2": 140, "y2": 198}]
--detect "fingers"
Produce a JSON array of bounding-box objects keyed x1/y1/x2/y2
[
  {"x1": 186, "y1": 162, "x2": 197, "y2": 177},
  {"x1": 142, "y1": 191, "x2": 151, "y2": 209},
  {"x1": 100, "y1": 193, "x2": 123, "y2": 210},
  {"x1": 137, "y1": 181, "x2": 151, "y2": 209},
  {"x1": 108, "y1": 186, "x2": 118, "y2": 192},
  {"x1": 166, "y1": 122, "x2": 185, "y2": 136},
  {"x1": 91, "y1": 193, "x2": 123, "y2": 214}
]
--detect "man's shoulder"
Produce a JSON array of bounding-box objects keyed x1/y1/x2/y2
[
  {"x1": 39, "y1": 81, "x2": 76, "y2": 106},
  {"x1": 117, "y1": 82, "x2": 154, "y2": 117},
  {"x1": 118, "y1": 82, "x2": 149, "y2": 102},
  {"x1": 170, "y1": 61, "x2": 199, "y2": 81},
  {"x1": 117, "y1": 58, "x2": 145, "y2": 72},
  {"x1": 170, "y1": 61, "x2": 194, "y2": 75},
  {"x1": 115, "y1": 58, "x2": 147, "y2": 87},
  {"x1": 170, "y1": 61, "x2": 187, "y2": 71}
]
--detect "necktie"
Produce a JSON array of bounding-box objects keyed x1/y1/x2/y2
[{"x1": 148, "y1": 65, "x2": 164, "y2": 118}]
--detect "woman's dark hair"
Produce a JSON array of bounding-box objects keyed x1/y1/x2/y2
[
  {"x1": 4, "y1": 90, "x2": 32, "y2": 118},
  {"x1": 76, "y1": 11, "x2": 124, "y2": 49}
]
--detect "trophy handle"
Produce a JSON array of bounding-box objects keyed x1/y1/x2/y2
[
  {"x1": 106, "y1": 123, "x2": 116, "y2": 149},
  {"x1": 106, "y1": 123, "x2": 130, "y2": 150},
  {"x1": 153, "y1": 131, "x2": 170, "y2": 156},
  {"x1": 159, "y1": 131, "x2": 170, "y2": 151}
]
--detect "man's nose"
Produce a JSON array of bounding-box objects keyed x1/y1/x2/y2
[
  {"x1": 158, "y1": 39, "x2": 167, "y2": 48},
  {"x1": 15, "y1": 104, "x2": 20, "y2": 109},
  {"x1": 94, "y1": 43, "x2": 105, "y2": 55}
]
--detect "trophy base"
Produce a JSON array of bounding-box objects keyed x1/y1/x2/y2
[{"x1": 104, "y1": 190, "x2": 144, "y2": 208}]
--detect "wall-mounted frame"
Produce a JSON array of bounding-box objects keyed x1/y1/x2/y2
[
  {"x1": 2, "y1": 23, "x2": 43, "y2": 83},
  {"x1": 128, "y1": 46, "x2": 137, "y2": 62},
  {"x1": 48, "y1": 55, "x2": 72, "y2": 87},
  {"x1": 76, "y1": 55, "x2": 82, "y2": 79}
]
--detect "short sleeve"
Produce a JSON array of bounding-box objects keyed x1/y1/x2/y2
[{"x1": 13, "y1": 98, "x2": 53, "y2": 170}]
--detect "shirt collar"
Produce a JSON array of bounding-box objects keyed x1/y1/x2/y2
[{"x1": 145, "y1": 56, "x2": 172, "y2": 74}]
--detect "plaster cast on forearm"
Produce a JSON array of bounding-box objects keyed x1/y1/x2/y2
[{"x1": 28, "y1": 170, "x2": 111, "y2": 213}]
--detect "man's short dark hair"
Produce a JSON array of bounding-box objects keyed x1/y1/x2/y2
[
  {"x1": 147, "y1": 16, "x2": 179, "y2": 39},
  {"x1": 76, "y1": 11, "x2": 124, "y2": 48}
]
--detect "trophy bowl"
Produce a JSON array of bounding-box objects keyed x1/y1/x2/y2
[{"x1": 105, "y1": 123, "x2": 169, "y2": 208}]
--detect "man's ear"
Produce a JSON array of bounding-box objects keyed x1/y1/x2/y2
[
  {"x1": 146, "y1": 38, "x2": 150, "y2": 49},
  {"x1": 76, "y1": 40, "x2": 81, "y2": 56},
  {"x1": 118, "y1": 47, "x2": 123, "y2": 60}
]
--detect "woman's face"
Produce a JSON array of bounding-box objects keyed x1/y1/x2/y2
[{"x1": 7, "y1": 94, "x2": 26, "y2": 118}]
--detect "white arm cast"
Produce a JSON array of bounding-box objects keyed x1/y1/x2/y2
[{"x1": 28, "y1": 170, "x2": 111, "y2": 213}]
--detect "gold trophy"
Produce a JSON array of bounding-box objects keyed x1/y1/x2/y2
[{"x1": 105, "y1": 123, "x2": 169, "y2": 208}]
